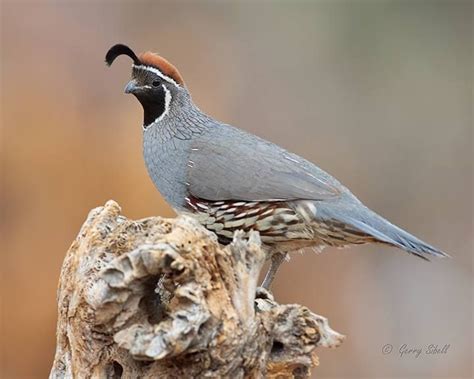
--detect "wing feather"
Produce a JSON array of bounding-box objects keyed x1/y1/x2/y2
[{"x1": 186, "y1": 125, "x2": 341, "y2": 201}]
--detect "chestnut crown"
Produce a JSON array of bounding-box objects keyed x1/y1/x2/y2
[{"x1": 105, "y1": 43, "x2": 184, "y2": 85}]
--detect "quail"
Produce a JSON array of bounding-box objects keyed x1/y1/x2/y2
[{"x1": 105, "y1": 44, "x2": 448, "y2": 289}]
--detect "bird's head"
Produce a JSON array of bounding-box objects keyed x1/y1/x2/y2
[{"x1": 106, "y1": 44, "x2": 188, "y2": 130}]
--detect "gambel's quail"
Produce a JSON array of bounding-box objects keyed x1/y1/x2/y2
[{"x1": 106, "y1": 44, "x2": 448, "y2": 289}]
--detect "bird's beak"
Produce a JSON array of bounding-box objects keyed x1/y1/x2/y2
[{"x1": 124, "y1": 79, "x2": 139, "y2": 94}]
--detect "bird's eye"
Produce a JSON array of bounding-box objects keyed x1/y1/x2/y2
[{"x1": 152, "y1": 80, "x2": 160, "y2": 87}]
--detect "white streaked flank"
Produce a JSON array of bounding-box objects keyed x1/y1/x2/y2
[{"x1": 284, "y1": 155, "x2": 300, "y2": 163}]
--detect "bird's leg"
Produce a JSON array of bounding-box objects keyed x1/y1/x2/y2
[{"x1": 261, "y1": 251, "x2": 287, "y2": 290}]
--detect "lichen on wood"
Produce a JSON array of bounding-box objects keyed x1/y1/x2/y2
[{"x1": 50, "y1": 201, "x2": 344, "y2": 378}]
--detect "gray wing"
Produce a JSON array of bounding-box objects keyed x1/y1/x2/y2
[{"x1": 187, "y1": 125, "x2": 342, "y2": 201}]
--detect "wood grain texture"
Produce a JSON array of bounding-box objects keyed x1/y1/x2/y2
[{"x1": 50, "y1": 201, "x2": 344, "y2": 379}]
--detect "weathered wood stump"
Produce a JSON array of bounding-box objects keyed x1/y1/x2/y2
[{"x1": 50, "y1": 201, "x2": 344, "y2": 378}]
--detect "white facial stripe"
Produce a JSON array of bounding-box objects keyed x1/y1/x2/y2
[
  {"x1": 132, "y1": 64, "x2": 179, "y2": 88},
  {"x1": 156, "y1": 84, "x2": 172, "y2": 123}
]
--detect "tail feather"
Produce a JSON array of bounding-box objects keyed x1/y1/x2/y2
[
  {"x1": 344, "y1": 216, "x2": 449, "y2": 261},
  {"x1": 317, "y1": 203, "x2": 450, "y2": 260}
]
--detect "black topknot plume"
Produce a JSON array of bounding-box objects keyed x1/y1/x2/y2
[{"x1": 105, "y1": 44, "x2": 142, "y2": 66}]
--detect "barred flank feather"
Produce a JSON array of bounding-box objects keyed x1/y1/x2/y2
[
  {"x1": 185, "y1": 196, "x2": 312, "y2": 244},
  {"x1": 186, "y1": 195, "x2": 449, "y2": 260}
]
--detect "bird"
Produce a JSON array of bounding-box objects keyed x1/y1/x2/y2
[{"x1": 105, "y1": 43, "x2": 449, "y2": 289}]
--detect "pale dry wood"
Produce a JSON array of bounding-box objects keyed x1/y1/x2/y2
[{"x1": 50, "y1": 201, "x2": 344, "y2": 379}]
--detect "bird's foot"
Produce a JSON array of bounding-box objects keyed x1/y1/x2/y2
[
  {"x1": 255, "y1": 287, "x2": 274, "y2": 301},
  {"x1": 260, "y1": 251, "x2": 287, "y2": 290}
]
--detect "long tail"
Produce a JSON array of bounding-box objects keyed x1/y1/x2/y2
[{"x1": 316, "y1": 203, "x2": 450, "y2": 260}]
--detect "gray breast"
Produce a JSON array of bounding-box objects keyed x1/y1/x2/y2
[{"x1": 143, "y1": 125, "x2": 192, "y2": 210}]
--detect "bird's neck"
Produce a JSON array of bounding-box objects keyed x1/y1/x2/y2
[
  {"x1": 143, "y1": 91, "x2": 211, "y2": 140},
  {"x1": 142, "y1": 92, "x2": 212, "y2": 211}
]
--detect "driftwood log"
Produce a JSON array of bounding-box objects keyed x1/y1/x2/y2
[{"x1": 50, "y1": 201, "x2": 344, "y2": 378}]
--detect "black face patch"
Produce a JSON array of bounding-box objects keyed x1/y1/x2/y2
[{"x1": 133, "y1": 84, "x2": 167, "y2": 128}]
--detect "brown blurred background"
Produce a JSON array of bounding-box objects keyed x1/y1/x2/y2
[{"x1": 1, "y1": 1, "x2": 472, "y2": 378}]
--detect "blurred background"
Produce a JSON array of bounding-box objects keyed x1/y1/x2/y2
[{"x1": 1, "y1": 1, "x2": 472, "y2": 378}]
